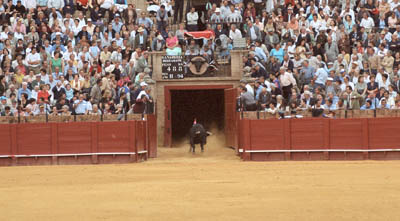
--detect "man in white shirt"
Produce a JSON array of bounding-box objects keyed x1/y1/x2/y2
[
  {"x1": 26, "y1": 47, "x2": 41, "y2": 74},
  {"x1": 360, "y1": 13, "x2": 375, "y2": 32},
  {"x1": 279, "y1": 67, "x2": 297, "y2": 100},
  {"x1": 309, "y1": 15, "x2": 321, "y2": 30},
  {"x1": 229, "y1": 24, "x2": 242, "y2": 41},
  {"x1": 186, "y1": 7, "x2": 198, "y2": 31}
]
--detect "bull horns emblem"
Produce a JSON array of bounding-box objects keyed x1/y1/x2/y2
[{"x1": 188, "y1": 56, "x2": 208, "y2": 75}]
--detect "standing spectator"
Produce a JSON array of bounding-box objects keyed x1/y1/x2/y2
[
  {"x1": 173, "y1": 0, "x2": 184, "y2": 24},
  {"x1": 279, "y1": 67, "x2": 297, "y2": 100},
  {"x1": 137, "y1": 11, "x2": 153, "y2": 31},
  {"x1": 26, "y1": 47, "x2": 41, "y2": 74},
  {"x1": 156, "y1": 5, "x2": 168, "y2": 32},
  {"x1": 246, "y1": 21, "x2": 261, "y2": 42},
  {"x1": 324, "y1": 37, "x2": 339, "y2": 63},
  {"x1": 238, "y1": 85, "x2": 257, "y2": 111},
  {"x1": 186, "y1": 7, "x2": 199, "y2": 31},
  {"x1": 47, "y1": 0, "x2": 64, "y2": 10},
  {"x1": 229, "y1": 24, "x2": 242, "y2": 41},
  {"x1": 0, "y1": 75, "x2": 6, "y2": 96},
  {"x1": 90, "y1": 79, "x2": 102, "y2": 104}
]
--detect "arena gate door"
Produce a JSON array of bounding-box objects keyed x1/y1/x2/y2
[
  {"x1": 164, "y1": 85, "x2": 234, "y2": 147},
  {"x1": 224, "y1": 88, "x2": 239, "y2": 152}
]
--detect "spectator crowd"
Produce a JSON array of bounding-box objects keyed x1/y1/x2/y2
[
  {"x1": 0, "y1": 0, "x2": 400, "y2": 118},
  {"x1": 230, "y1": 0, "x2": 400, "y2": 116},
  {"x1": 0, "y1": 0, "x2": 157, "y2": 117}
]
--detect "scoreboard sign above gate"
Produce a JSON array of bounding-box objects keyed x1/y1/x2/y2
[{"x1": 162, "y1": 55, "x2": 185, "y2": 79}]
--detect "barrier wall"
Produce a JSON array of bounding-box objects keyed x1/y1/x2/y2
[
  {"x1": 239, "y1": 118, "x2": 400, "y2": 161},
  {"x1": 0, "y1": 117, "x2": 156, "y2": 166},
  {"x1": 241, "y1": 109, "x2": 400, "y2": 119}
]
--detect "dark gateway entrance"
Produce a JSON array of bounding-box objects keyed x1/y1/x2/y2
[{"x1": 170, "y1": 89, "x2": 225, "y2": 144}]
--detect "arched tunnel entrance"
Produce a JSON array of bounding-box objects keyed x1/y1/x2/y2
[{"x1": 170, "y1": 89, "x2": 225, "y2": 145}]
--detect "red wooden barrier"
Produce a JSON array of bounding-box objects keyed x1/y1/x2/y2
[
  {"x1": 240, "y1": 118, "x2": 400, "y2": 161},
  {"x1": 0, "y1": 120, "x2": 151, "y2": 166}
]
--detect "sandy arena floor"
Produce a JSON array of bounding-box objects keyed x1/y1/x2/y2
[{"x1": 0, "y1": 133, "x2": 400, "y2": 221}]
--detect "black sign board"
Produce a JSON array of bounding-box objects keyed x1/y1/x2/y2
[{"x1": 162, "y1": 55, "x2": 185, "y2": 79}]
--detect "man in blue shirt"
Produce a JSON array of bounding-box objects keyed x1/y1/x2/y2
[
  {"x1": 314, "y1": 63, "x2": 328, "y2": 89},
  {"x1": 18, "y1": 82, "x2": 31, "y2": 100},
  {"x1": 250, "y1": 42, "x2": 267, "y2": 62},
  {"x1": 300, "y1": 60, "x2": 315, "y2": 85},
  {"x1": 364, "y1": 93, "x2": 380, "y2": 109},
  {"x1": 361, "y1": 100, "x2": 375, "y2": 110},
  {"x1": 137, "y1": 12, "x2": 153, "y2": 30},
  {"x1": 73, "y1": 94, "x2": 90, "y2": 114},
  {"x1": 254, "y1": 81, "x2": 265, "y2": 101},
  {"x1": 112, "y1": 14, "x2": 124, "y2": 33}
]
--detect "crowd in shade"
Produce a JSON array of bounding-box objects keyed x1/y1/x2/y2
[{"x1": 0, "y1": 0, "x2": 400, "y2": 118}]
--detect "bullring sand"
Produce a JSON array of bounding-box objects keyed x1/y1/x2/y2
[{"x1": 0, "y1": 132, "x2": 400, "y2": 221}]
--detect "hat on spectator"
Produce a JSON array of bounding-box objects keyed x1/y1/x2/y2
[
  {"x1": 320, "y1": 27, "x2": 327, "y2": 31},
  {"x1": 352, "y1": 61, "x2": 358, "y2": 65},
  {"x1": 327, "y1": 77, "x2": 333, "y2": 81},
  {"x1": 87, "y1": 18, "x2": 92, "y2": 22},
  {"x1": 36, "y1": 74, "x2": 41, "y2": 78},
  {"x1": 327, "y1": 62, "x2": 333, "y2": 66},
  {"x1": 0, "y1": 96, "x2": 6, "y2": 100},
  {"x1": 215, "y1": 8, "x2": 220, "y2": 13},
  {"x1": 140, "y1": 82, "x2": 148, "y2": 87},
  {"x1": 138, "y1": 27, "x2": 144, "y2": 33},
  {"x1": 115, "y1": 14, "x2": 120, "y2": 17},
  {"x1": 300, "y1": 8, "x2": 304, "y2": 11}
]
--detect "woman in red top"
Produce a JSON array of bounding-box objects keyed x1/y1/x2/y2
[
  {"x1": 37, "y1": 84, "x2": 50, "y2": 104},
  {"x1": 77, "y1": 0, "x2": 92, "y2": 14}
]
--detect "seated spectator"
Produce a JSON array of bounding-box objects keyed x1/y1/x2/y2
[
  {"x1": 152, "y1": 34, "x2": 165, "y2": 51},
  {"x1": 134, "y1": 27, "x2": 148, "y2": 50}
]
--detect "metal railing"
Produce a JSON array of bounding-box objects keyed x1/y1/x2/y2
[
  {"x1": 240, "y1": 109, "x2": 400, "y2": 120},
  {"x1": 0, "y1": 113, "x2": 152, "y2": 124}
]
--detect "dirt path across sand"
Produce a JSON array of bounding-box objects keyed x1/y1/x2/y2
[{"x1": 0, "y1": 133, "x2": 400, "y2": 221}]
